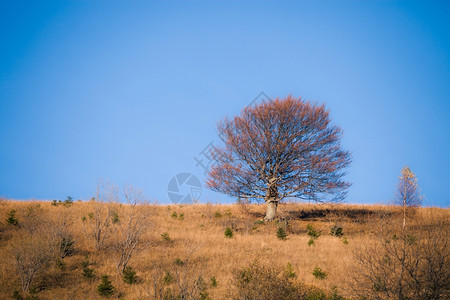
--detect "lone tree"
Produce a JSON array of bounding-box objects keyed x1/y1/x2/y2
[
  {"x1": 395, "y1": 166, "x2": 422, "y2": 229},
  {"x1": 206, "y1": 96, "x2": 351, "y2": 221}
]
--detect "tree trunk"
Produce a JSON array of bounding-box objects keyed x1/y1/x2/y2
[{"x1": 264, "y1": 200, "x2": 278, "y2": 221}]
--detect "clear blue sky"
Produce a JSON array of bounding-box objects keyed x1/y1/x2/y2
[{"x1": 1, "y1": 0, "x2": 449, "y2": 207}]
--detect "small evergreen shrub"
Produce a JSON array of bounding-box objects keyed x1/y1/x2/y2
[
  {"x1": 224, "y1": 209, "x2": 232, "y2": 217},
  {"x1": 111, "y1": 211, "x2": 120, "y2": 224},
  {"x1": 12, "y1": 290, "x2": 22, "y2": 300},
  {"x1": 6, "y1": 209, "x2": 18, "y2": 226},
  {"x1": 224, "y1": 227, "x2": 234, "y2": 238},
  {"x1": 56, "y1": 258, "x2": 67, "y2": 270},
  {"x1": 64, "y1": 196, "x2": 74, "y2": 206},
  {"x1": 214, "y1": 211, "x2": 222, "y2": 218},
  {"x1": 161, "y1": 232, "x2": 171, "y2": 242},
  {"x1": 306, "y1": 224, "x2": 321, "y2": 239},
  {"x1": 82, "y1": 258, "x2": 95, "y2": 279},
  {"x1": 97, "y1": 275, "x2": 115, "y2": 297},
  {"x1": 163, "y1": 271, "x2": 174, "y2": 285},
  {"x1": 342, "y1": 237, "x2": 349, "y2": 245},
  {"x1": 174, "y1": 258, "x2": 185, "y2": 266},
  {"x1": 122, "y1": 266, "x2": 137, "y2": 284},
  {"x1": 284, "y1": 262, "x2": 296, "y2": 279},
  {"x1": 60, "y1": 235, "x2": 75, "y2": 257},
  {"x1": 330, "y1": 225, "x2": 344, "y2": 237},
  {"x1": 179, "y1": 213, "x2": 184, "y2": 220},
  {"x1": 276, "y1": 227, "x2": 288, "y2": 240},
  {"x1": 171, "y1": 212, "x2": 178, "y2": 219},
  {"x1": 210, "y1": 276, "x2": 218, "y2": 287},
  {"x1": 330, "y1": 286, "x2": 344, "y2": 300},
  {"x1": 312, "y1": 267, "x2": 327, "y2": 280},
  {"x1": 308, "y1": 238, "x2": 315, "y2": 246}
]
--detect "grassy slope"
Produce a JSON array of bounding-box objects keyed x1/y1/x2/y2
[{"x1": 0, "y1": 199, "x2": 448, "y2": 299}]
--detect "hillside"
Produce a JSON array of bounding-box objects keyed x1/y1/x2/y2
[{"x1": 0, "y1": 199, "x2": 448, "y2": 299}]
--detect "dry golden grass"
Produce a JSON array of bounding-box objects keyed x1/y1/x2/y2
[{"x1": 0, "y1": 198, "x2": 448, "y2": 299}]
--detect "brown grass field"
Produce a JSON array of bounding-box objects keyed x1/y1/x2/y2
[{"x1": 0, "y1": 199, "x2": 448, "y2": 299}]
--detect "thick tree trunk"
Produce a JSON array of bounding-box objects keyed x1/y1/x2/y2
[{"x1": 264, "y1": 200, "x2": 278, "y2": 221}]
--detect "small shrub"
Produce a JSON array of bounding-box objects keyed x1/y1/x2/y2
[
  {"x1": 330, "y1": 225, "x2": 344, "y2": 237},
  {"x1": 6, "y1": 209, "x2": 18, "y2": 226},
  {"x1": 174, "y1": 258, "x2": 185, "y2": 266},
  {"x1": 161, "y1": 232, "x2": 171, "y2": 242},
  {"x1": 330, "y1": 286, "x2": 344, "y2": 300},
  {"x1": 254, "y1": 220, "x2": 265, "y2": 225},
  {"x1": 111, "y1": 211, "x2": 120, "y2": 224},
  {"x1": 214, "y1": 211, "x2": 222, "y2": 218},
  {"x1": 60, "y1": 235, "x2": 75, "y2": 257},
  {"x1": 171, "y1": 212, "x2": 178, "y2": 219},
  {"x1": 163, "y1": 271, "x2": 174, "y2": 285},
  {"x1": 342, "y1": 237, "x2": 349, "y2": 245},
  {"x1": 12, "y1": 290, "x2": 22, "y2": 300},
  {"x1": 97, "y1": 275, "x2": 115, "y2": 297},
  {"x1": 224, "y1": 209, "x2": 232, "y2": 217},
  {"x1": 179, "y1": 213, "x2": 184, "y2": 220},
  {"x1": 224, "y1": 227, "x2": 234, "y2": 238},
  {"x1": 123, "y1": 266, "x2": 137, "y2": 284},
  {"x1": 284, "y1": 262, "x2": 296, "y2": 279},
  {"x1": 312, "y1": 267, "x2": 327, "y2": 280},
  {"x1": 51, "y1": 200, "x2": 59, "y2": 206},
  {"x1": 307, "y1": 224, "x2": 321, "y2": 239},
  {"x1": 82, "y1": 258, "x2": 95, "y2": 279},
  {"x1": 308, "y1": 238, "x2": 315, "y2": 246},
  {"x1": 210, "y1": 276, "x2": 218, "y2": 287},
  {"x1": 56, "y1": 258, "x2": 67, "y2": 270},
  {"x1": 276, "y1": 227, "x2": 288, "y2": 240},
  {"x1": 64, "y1": 196, "x2": 74, "y2": 206}
]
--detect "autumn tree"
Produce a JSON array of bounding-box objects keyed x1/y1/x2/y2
[
  {"x1": 395, "y1": 166, "x2": 422, "y2": 229},
  {"x1": 206, "y1": 96, "x2": 351, "y2": 221}
]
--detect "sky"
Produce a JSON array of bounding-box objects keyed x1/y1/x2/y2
[{"x1": 0, "y1": 0, "x2": 449, "y2": 207}]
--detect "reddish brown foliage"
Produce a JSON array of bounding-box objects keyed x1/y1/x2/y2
[{"x1": 206, "y1": 96, "x2": 351, "y2": 219}]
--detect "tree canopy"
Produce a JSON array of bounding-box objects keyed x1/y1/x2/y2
[{"x1": 206, "y1": 96, "x2": 352, "y2": 220}]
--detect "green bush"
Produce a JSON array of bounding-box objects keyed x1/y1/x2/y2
[
  {"x1": 307, "y1": 224, "x2": 321, "y2": 239},
  {"x1": 161, "y1": 232, "x2": 171, "y2": 242},
  {"x1": 60, "y1": 235, "x2": 75, "y2": 257},
  {"x1": 64, "y1": 196, "x2": 74, "y2": 206},
  {"x1": 276, "y1": 227, "x2": 288, "y2": 240},
  {"x1": 284, "y1": 262, "x2": 296, "y2": 279},
  {"x1": 97, "y1": 275, "x2": 115, "y2": 297},
  {"x1": 6, "y1": 209, "x2": 18, "y2": 226},
  {"x1": 214, "y1": 211, "x2": 223, "y2": 218},
  {"x1": 123, "y1": 266, "x2": 137, "y2": 284},
  {"x1": 174, "y1": 258, "x2": 185, "y2": 266},
  {"x1": 312, "y1": 267, "x2": 327, "y2": 280},
  {"x1": 308, "y1": 238, "x2": 315, "y2": 246},
  {"x1": 210, "y1": 276, "x2": 218, "y2": 287},
  {"x1": 111, "y1": 211, "x2": 120, "y2": 224},
  {"x1": 224, "y1": 227, "x2": 234, "y2": 238},
  {"x1": 163, "y1": 271, "x2": 174, "y2": 285},
  {"x1": 171, "y1": 212, "x2": 178, "y2": 219},
  {"x1": 82, "y1": 258, "x2": 95, "y2": 279},
  {"x1": 330, "y1": 225, "x2": 344, "y2": 237}
]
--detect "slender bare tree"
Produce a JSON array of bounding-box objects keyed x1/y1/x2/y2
[
  {"x1": 395, "y1": 166, "x2": 422, "y2": 229},
  {"x1": 207, "y1": 96, "x2": 351, "y2": 220},
  {"x1": 112, "y1": 186, "x2": 151, "y2": 274},
  {"x1": 82, "y1": 182, "x2": 117, "y2": 251}
]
